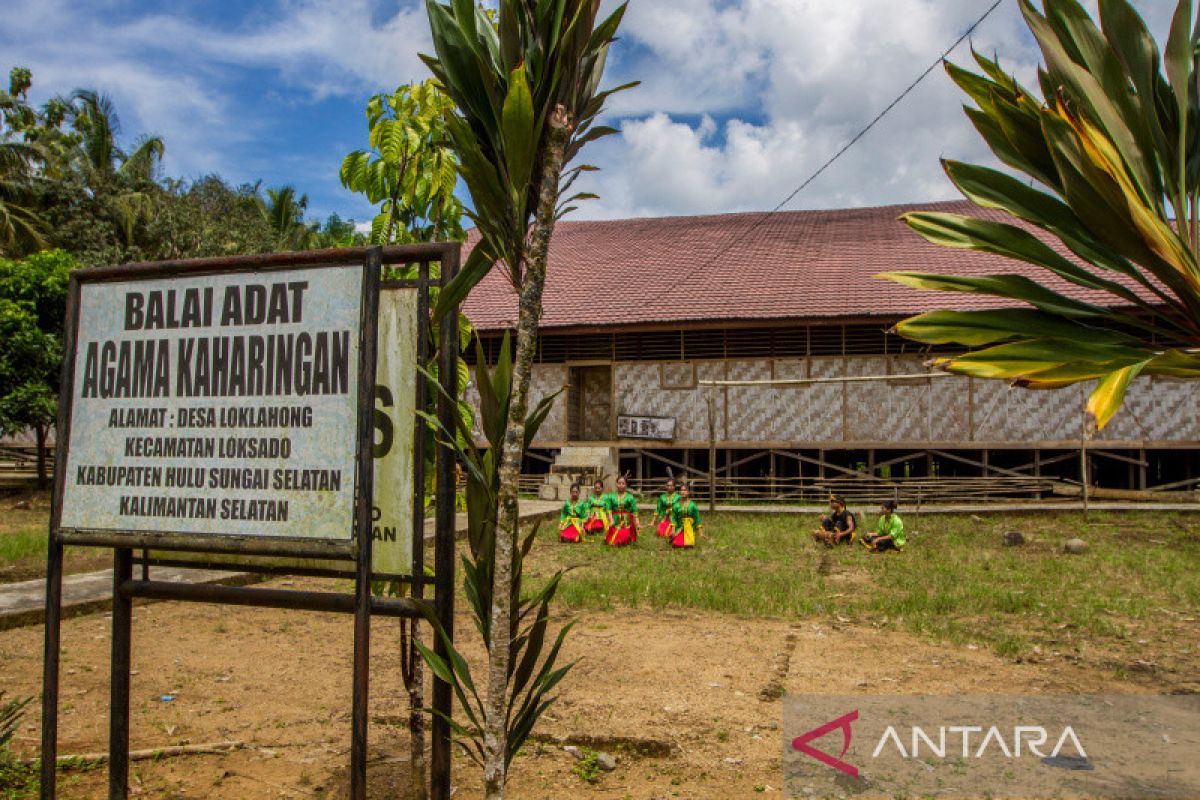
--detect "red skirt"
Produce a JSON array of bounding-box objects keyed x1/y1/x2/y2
[
  {"x1": 670, "y1": 518, "x2": 696, "y2": 549},
  {"x1": 559, "y1": 519, "x2": 583, "y2": 543},
  {"x1": 606, "y1": 513, "x2": 637, "y2": 547},
  {"x1": 656, "y1": 519, "x2": 674, "y2": 538},
  {"x1": 584, "y1": 510, "x2": 609, "y2": 534}
]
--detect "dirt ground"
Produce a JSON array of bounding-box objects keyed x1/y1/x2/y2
[{"x1": 1, "y1": 573, "x2": 1171, "y2": 800}]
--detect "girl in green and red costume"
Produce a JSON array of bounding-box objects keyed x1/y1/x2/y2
[
  {"x1": 605, "y1": 475, "x2": 639, "y2": 546},
  {"x1": 559, "y1": 484, "x2": 585, "y2": 543},
  {"x1": 650, "y1": 477, "x2": 678, "y2": 538},
  {"x1": 669, "y1": 483, "x2": 703, "y2": 549},
  {"x1": 582, "y1": 479, "x2": 610, "y2": 535}
]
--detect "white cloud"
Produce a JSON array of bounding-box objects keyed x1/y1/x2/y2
[
  {"x1": 0, "y1": 0, "x2": 1183, "y2": 223},
  {"x1": 575, "y1": 0, "x2": 1177, "y2": 219},
  {"x1": 1, "y1": 0, "x2": 432, "y2": 180}
]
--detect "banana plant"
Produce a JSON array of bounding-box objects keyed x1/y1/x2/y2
[
  {"x1": 880, "y1": 0, "x2": 1200, "y2": 430},
  {"x1": 420, "y1": 3, "x2": 633, "y2": 796},
  {"x1": 417, "y1": 333, "x2": 570, "y2": 778}
]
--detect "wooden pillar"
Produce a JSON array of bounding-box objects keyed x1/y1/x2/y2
[
  {"x1": 1139, "y1": 448, "x2": 1147, "y2": 491},
  {"x1": 707, "y1": 393, "x2": 717, "y2": 512},
  {"x1": 770, "y1": 451, "x2": 777, "y2": 499},
  {"x1": 1080, "y1": 412, "x2": 1090, "y2": 520},
  {"x1": 1034, "y1": 450, "x2": 1042, "y2": 501}
]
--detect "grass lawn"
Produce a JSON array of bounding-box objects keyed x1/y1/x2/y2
[
  {"x1": 0, "y1": 495, "x2": 108, "y2": 583},
  {"x1": 526, "y1": 510, "x2": 1200, "y2": 670}
]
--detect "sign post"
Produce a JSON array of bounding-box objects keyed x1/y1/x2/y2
[{"x1": 40, "y1": 244, "x2": 460, "y2": 800}]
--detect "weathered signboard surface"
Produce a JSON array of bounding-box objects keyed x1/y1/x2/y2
[
  {"x1": 42, "y1": 246, "x2": 462, "y2": 800},
  {"x1": 616, "y1": 414, "x2": 677, "y2": 441},
  {"x1": 369, "y1": 287, "x2": 418, "y2": 574},
  {"x1": 58, "y1": 265, "x2": 366, "y2": 542}
]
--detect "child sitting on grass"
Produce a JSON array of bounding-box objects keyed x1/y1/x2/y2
[
  {"x1": 861, "y1": 499, "x2": 905, "y2": 552},
  {"x1": 812, "y1": 495, "x2": 856, "y2": 546}
]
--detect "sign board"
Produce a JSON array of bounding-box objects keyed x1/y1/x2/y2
[
  {"x1": 617, "y1": 414, "x2": 677, "y2": 441},
  {"x1": 58, "y1": 264, "x2": 369, "y2": 544},
  {"x1": 42, "y1": 245, "x2": 461, "y2": 800},
  {"x1": 138, "y1": 286, "x2": 420, "y2": 577},
  {"x1": 369, "y1": 287, "x2": 418, "y2": 574}
]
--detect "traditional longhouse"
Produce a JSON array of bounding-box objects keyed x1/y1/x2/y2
[{"x1": 462, "y1": 200, "x2": 1200, "y2": 501}]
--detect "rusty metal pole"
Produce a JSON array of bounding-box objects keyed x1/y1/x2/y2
[
  {"x1": 431, "y1": 245, "x2": 460, "y2": 800},
  {"x1": 350, "y1": 247, "x2": 383, "y2": 800},
  {"x1": 39, "y1": 536, "x2": 63, "y2": 800},
  {"x1": 108, "y1": 547, "x2": 133, "y2": 799}
]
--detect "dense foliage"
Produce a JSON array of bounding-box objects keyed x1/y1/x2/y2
[{"x1": 0, "y1": 66, "x2": 362, "y2": 266}]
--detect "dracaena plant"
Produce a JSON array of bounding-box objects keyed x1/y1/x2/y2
[
  {"x1": 419, "y1": 2, "x2": 633, "y2": 796},
  {"x1": 879, "y1": 0, "x2": 1200, "y2": 430},
  {"x1": 417, "y1": 334, "x2": 569, "y2": 784}
]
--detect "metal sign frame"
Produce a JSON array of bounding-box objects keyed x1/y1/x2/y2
[{"x1": 40, "y1": 244, "x2": 461, "y2": 800}]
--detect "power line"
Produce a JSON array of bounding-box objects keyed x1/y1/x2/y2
[{"x1": 691, "y1": 0, "x2": 1006, "y2": 270}]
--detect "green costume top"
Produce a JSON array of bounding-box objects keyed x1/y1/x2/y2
[
  {"x1": 874, "y1": 513, "x2": 905, "y2": 547},
  {"x1": 670, "y1": 499, "x2": 702, "y2": 529},
  {"x1": 560, "y1": 499, "x2": 584, "y2": 522},
  {"x1": 610, "y1": 491, "x2": 638, "y2": 515},
  {"x1": 655, "y1": 491, "x2": 678, "y2": 518},
  {"x1": 585, "y1": 493, "x2": 609, "y2": 514}
]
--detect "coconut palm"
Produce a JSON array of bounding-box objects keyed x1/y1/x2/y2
[
  {"x1": 65, "y1": 90, "x2": 164, "y2": 246},
  {"x1": 256, "y1": 185, "x2": 313, "y2": 251},
  {"x1": 879, "y1": 0, "x2": 1200, "y2": 430},
  {"x1": 0, "y1": 141, "x2": 47, "y2": 256},
  {"x1": 0, "y1": 69, "x2": 48, "y2": 256}
]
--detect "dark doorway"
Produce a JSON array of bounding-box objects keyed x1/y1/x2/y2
[{"x1": 568, "y1": 365, "x2": 612, "y2": 441}]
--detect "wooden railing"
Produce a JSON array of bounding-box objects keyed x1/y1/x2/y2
[
  {"x1": 521, "y1": 473, "x2": 1057, "y2": 504},
  {"x1": 0, "y1": 444, "x2": 53, "y2": 489}
]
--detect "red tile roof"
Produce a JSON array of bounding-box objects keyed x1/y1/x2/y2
[{"x1": 460, "y1": 199, "x2": 1119, "y2": 332}]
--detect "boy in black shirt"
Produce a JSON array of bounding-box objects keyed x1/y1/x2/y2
[{"x1": 812, "y1": 495, "x2": 857, "y2": 546}]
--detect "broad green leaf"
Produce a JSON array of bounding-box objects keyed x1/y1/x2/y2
[
  {"x1": 894, "y1": 308, "x2": 1135, "y2": 347},
  {"x1": 879, "y1": 268, "x2": 1105, "y2": 319},
  {"x1": 501, "y1": 64, "x2": 536, "y2": 190}
]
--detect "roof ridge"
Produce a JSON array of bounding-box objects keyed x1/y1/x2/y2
[{"x1": 544, "y1": 198, "x2": 974, "y2": 228}]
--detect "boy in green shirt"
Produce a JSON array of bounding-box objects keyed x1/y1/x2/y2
[{"x1": 862, "y1": 500, "x2": 905, "y2": 552}]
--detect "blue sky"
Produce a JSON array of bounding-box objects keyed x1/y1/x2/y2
[{"x1": 2, "y1": 0, "x2": 1177, "y2": 227}]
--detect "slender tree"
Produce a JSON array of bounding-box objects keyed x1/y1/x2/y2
[
  {"x1": 881, "y1": 0, "x2": 1200, "y2": 430},
  {"x1": 421, "y1": 1, "x2": 634, "y2": 796}
]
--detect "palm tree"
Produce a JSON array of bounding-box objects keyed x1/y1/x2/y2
[
  {"x1": 257, "y1": 185, "x2": 313, "y2": 251},
  {"x1": 0, "y1": 69, "x2": 48, "y2": 256},
  {"x1": 66, "y1": 90, "x2": 164, "y2": 246},
  {"x1": 881, "y1": 0, "x2": 1200, "y2": 430},
  {"x1": 0, "y1": 140, "x2": 47, "y2": 256}
]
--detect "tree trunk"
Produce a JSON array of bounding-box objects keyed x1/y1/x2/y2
[
  {"x1": 35, "y1": 424, "x2": 47, "y2": 490},
  {"x1": 401, "y1": 619, "x2": 427, "y2": 800},
  {"x1": 481, "y1": 109, "x2": 571, "y2": 800}
]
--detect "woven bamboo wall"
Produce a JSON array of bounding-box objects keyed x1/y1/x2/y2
[{"x1": 511, "y1": 358, "x2": 1200, "y2": 445}]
